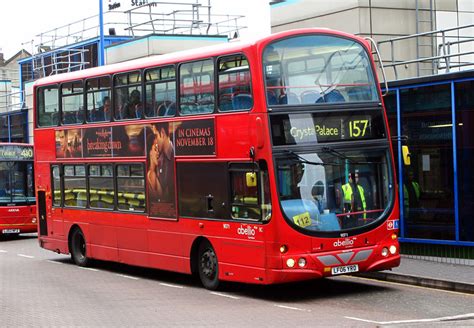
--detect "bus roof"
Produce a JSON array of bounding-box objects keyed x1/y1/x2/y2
[{"x1": 33, "y1": 28, "x2": 367, "y2": 87}]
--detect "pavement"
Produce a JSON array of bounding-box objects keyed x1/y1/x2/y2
[{"x1": 358, "y1": 256, "x2": 474, "y2": 294}]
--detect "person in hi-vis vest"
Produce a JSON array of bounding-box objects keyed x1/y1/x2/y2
[
  {"x1": 341, "y1": 170, "x2": 366, "y2": 228},
  {"x1": 403, "y1": 170, "x2": 421, "y2": 220}
]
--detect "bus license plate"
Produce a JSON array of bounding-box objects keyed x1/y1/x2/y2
[
  {"x1": 2, "y1": 229, "x2": 20, "y2": 234},
  {"x1": 331, "y1": 264, "x2": 359, "y2": 275}
]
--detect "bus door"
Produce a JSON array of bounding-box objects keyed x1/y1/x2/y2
[{"x1": 38, "y1": 190, "x2": 48, "y2": 236}]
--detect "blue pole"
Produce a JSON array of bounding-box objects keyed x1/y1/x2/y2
[
  {"x1": 99, "y1": 0, "x2": 105, "y2": 66},
  {"x1": 396, "y1": 88, "x2": 405, "y2": 238},
  {"x1": 451, "y1": 82, "x2": 459, "y2": 241}
]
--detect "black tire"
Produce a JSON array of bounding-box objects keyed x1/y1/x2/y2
[
  {"x1": 70, "y1": 228, "x2": 90, "y2": 267},
  {"x1": 198, "y1": 240, "x2": 220, "y2": 290}
]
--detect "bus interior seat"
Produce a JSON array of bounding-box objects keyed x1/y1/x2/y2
[
  {"x1": 348, "y1": 86, "x2": 372, "y2": 101},
  {"x1": 219, "y1": 94, "x2": 233, "y2": 111},
  {"x1": 316, "y1": 90, "x2": 345, "y2": 103},
  {"x1": 267, "y1": 91, "x2": 278, "y2": 105},
  {"x1": 279, "y1": 92, "x2": 300, "y2": 105},
  {"x1": 301, "y1": 90, "x2": 319, "y2": 104},
  {"x1": 232, "y1": 93, "x2": 253, "y2": 110}
]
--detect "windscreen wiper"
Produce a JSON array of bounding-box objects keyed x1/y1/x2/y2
[
  {"x1": 322, "y1": 146, "x2": 354, "y2": 163},
  {"x1": 283, "y1": 150, "x2": 338, "y2": 166},
  {"x1": 322, "y1": 146, "x2": 382, "y2": 165}
]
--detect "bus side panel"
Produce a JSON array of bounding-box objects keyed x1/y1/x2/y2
[
  {"x1": 148, "y1": 225, "x2": 192, "y2": 274},
  {"x1": 215, "y1": 114, "x2": 251, "y2": 159},
  {"x1": 67, "y1": 211, "x2": 118, "y2": 262},
  {"x1": 117, "y1": 224, "x2": 148, "y2": 266}
]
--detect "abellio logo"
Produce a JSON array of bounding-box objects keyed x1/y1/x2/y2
[
  {"x1": 237, "y1": 225, "x2": 256, "y2": 239},
  {"x1": 333, "y1": 238, "x2": 355, "y2": 247}
]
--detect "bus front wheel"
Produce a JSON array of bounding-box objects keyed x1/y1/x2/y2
[
  {"x1": 69, "y1": 228, "x2": 90, "y2": 267},
  {"x1": 198, "y1": 240, "x2": 220, "y2": 290}
]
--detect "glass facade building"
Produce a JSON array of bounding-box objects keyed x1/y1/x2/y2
[{"x1": 385, "y1": 71, "x2": 474, "y2": 246}]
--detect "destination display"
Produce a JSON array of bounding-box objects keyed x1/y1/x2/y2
[
  {"x1": 270, "y1": 111, "x2": 385, "y2": 146},
  {"x1": 0, "y1": 144, "x2": 33, "y2": 161}
]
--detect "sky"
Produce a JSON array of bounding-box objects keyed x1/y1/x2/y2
[{"x1": 0, "y1": 0, "x2": 271, "y2": 59}]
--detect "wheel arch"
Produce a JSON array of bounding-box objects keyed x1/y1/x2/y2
[{"x1": 190, "y1": 236, "x2": 211, "y2": 276}]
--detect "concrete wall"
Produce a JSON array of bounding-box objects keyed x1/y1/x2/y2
[
  {"x1": 270, "y1": 0, "x2": 471, "y2": 80},
  {"x1": 105, "y1": 35, "x2": 228, "y2": 64}
]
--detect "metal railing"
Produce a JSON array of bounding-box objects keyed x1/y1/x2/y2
[
  {"x1": 0, "y1": 90, "x2": 24, "y2": 113},
  {"x1": 124, "y1": 1, "x2": 245, "y2": 38},
  {"x1": 376, "y1": 24, "x2": 474, "y2": 80},
  {"x1": 22, "y1": 1, "x2": 246, "y2": 79}
]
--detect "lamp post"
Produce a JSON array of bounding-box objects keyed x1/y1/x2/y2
[{"x1": 98, "y1": 0, "x2": 105, "y2": 66}]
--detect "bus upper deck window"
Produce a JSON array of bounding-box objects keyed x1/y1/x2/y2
[
  {"x1": 37, "y1": 86, "x2": 59, "y2": 127},
  {"x1": 218, "y1": 55, "x2": 253, "y2": 112},
  {"x1": 179, "y1": 59, "x2": 214, "y2": 115}
]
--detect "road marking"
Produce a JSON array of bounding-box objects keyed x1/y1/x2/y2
[
  {"x1": 78, "y1": 266, "x2": 99, "y2": 272},
  {"x1": 274, "y1": 304, "x2": 311, "y2": 312},
  {"x1": 17, "y1": 254, "x2": 34, "y2": 259},
  {"x1": 345, "y1": 312, "x2": 474, "y2": 325},
  {"x1": 210, "y1": 292, "x2": 240, "y2": 300},
  {"x1": 159, "y1": 283, "x2": 184, "y2": 289},
  {"x1": 116, "y1": 274, "x2": 139, "y2": 280},
  {"x1": 0, "y1": 250, "x2": 7, "y2": 253},
  {"x1": 345, "y1": 275, "x2": 474, "y2": 296},
  {"x1": 46, "y1": 260, "x2": 62, "y2": 265}
]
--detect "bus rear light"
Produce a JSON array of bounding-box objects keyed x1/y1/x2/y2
[
  {"x1": 389, "y1": 245, "x2": 397, "y2": 255},
  {"x1": 286, "y1": 258, "x2": 295, "y2": 268},
  {"x1": 381, "y1": 247, "x2": 389, "y2": 257},
  {"x1": 279, "y1": 245, "x2": 288, "y2": 253},
  {"x1": 297, "y1": 258, "x2": 306, "y2": 268}
]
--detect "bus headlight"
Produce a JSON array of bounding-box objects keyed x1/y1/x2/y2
[
  {"x1": 389, "y1": 245, "x2": 397, "y2": 255},
  {"x1": 381, "y1": 247, "x2": 389, "y2": 257},
  {"x1": 286, "y1": 258, "x2": 295, "y2": 268},
  {"x1": 298, "y1": 258, "x2": 306, "y2": 268}
]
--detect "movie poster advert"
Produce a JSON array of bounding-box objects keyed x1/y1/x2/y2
[
  {"x1": 112, "y1": 125, "x2": 146, "y2": 157},
  {"x1": 146, "y1": 122, "x2": 176, "y2": 218},
  {"x1": 82, "y1": 127, "x2": 113, "y2": 157},
  {"x1": 55, "y1": 129, "x2": 83, "y2": 158},
  {"x1": 174, "y1": 119, "x2": 215, "y2": 156}
]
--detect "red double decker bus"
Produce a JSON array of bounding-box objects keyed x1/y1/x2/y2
[
  {"x1": 34, "y1": 28, "x2": 400, "y2": 289},
  {"x1": 0, "y1": 143, "x2": 36, "y2": 237}
]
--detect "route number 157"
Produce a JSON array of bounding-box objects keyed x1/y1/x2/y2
[{"x1": 348, "y1": 119, "x2": 369, "y2": 138}]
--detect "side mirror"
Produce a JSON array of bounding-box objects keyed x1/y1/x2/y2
[
  {"x1": 246, "y1": 172, "x2": 257, "y2": 187},
  {"x1": 402, "y1": 145, "x2": 411, "y2": 165}
]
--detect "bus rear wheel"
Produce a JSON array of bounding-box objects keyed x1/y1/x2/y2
[
  {"x1": 198, "y1": 240, "x2": 220, "y2": 290},
  {"x1": 70, "y1": 228, "x2": 90, "y2": 267}
]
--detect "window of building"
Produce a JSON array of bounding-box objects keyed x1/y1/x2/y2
[
  {"x1": 114, "y1": 71, "x2": 142, "y2": 120},
  {"x1": 0, "y1": 116, "x2": 8, "y2": 142},
  {"x1": 61, "y1": 81, "x2": 84, "y2": 125},
  {"x1": 218, "y1": 55, "x2": 253, "y2": 111},
  {"x1": 63, "y1": 164, "x2": 86, "y2": 208},
  {"x1": 10, "y1": 112, "x2": 27, "y2": 143},
  {"x1": 400, "y1": 84, "x2": 454, "y2": 240},
  {"x1": 89, "y1": 164, "x2": 114, "y2": 210},
  {"x1": 179, "y1": 59, "x2": 214, "y2": 115},
  {"x1": 455, "y1": 80, "x2": 474, "y2": 242},
  {"x1": 145, "y1": 66, "x2": 176, "y2": 117},
  {"x1": 37, "y1": 85, "x2": 59, "y2": 127},
  {"x1": 86, "y1": 76, "x2": 111, "y2": 123},
  {"x1": 116, "y1": 164, "x2": 145, "y2": 212}
]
